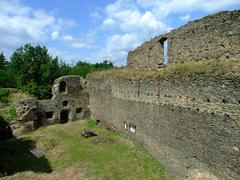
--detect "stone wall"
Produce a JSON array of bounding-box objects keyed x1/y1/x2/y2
[
  {"x1": 37, "y1": 76, "x2": 89, "y2": 126},
  {"x1": 16, "y1": 76, "x2": 90, "y2": 131},
  {"x1": 127, "y1": 10, "x2": 240, "y2": 69},
  {"x1": 87, "y1": 72, "x2": 240, "y2": 179}
]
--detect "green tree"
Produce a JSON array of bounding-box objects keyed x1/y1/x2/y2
[
  {"x1": 0, "y1": 65, "x2": 18, "y2": 88},
  {"x1": 69, "y1": 60, "x2": 113, "y2": 77},
  {"x1": 0, "y1": 51, "x2": 17, "y2": 88},
  {"x1": 10, "y1": 44, "x2": 62, "y2": 99},
  {"x1": 0, "y1": 51, "x2": 6, "y2": 69},
  {"x1": 59, "y1": 61, "x2": 71, "y2": 76}
]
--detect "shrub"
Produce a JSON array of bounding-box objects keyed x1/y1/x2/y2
[
  {"x1": 0, "y1": 89, "x2": 10, "y2": 103},
  {"x1": 9, "y1": 107, "x2": 17, "y2": 119}
]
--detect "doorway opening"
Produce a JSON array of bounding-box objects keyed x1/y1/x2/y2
[
  {"x1": 60, "y1": 110, "x2": 69, "y2": 124},
  {"x1": 159, "y1": 37, "x2": 168, "y2": 65}
]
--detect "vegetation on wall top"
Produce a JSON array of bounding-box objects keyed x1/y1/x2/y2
[{"x1": 89, "y1": 59, "x2": 240, "y2": 80}]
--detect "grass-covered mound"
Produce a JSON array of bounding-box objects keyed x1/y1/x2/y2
[{"x1": 1, "y1": 120, "x2": 172, "y2": 180}]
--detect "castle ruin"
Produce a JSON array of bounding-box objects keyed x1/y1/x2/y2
[
  {"x1": 127, "y1": 10, "x2": 240, "y2": 69},
  {"x1": 16, "y1": 10, "x2": 240, "y2": 179},
  {"x1": 16, "y1": 76, "x2": 89, "y2": 131}
]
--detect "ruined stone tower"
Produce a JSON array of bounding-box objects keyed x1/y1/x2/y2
[{"x1": 127, "y1": 10, "x2": 240, "y2": 69}]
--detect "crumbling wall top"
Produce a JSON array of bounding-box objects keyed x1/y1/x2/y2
[{"x1": 127, "y1": 10, "x2": 240, "y2": 69}]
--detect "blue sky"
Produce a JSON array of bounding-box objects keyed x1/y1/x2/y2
[{"x1": 0, "y1": 0, "x2": 240, "y2": 66}]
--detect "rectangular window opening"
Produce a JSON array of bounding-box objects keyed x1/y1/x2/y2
[
  {"x1": 163, "y1": 40, "x2": 168, "y2": 64},
  {"x1": 63, "y1": 100, "x2": 68, "y2": 106},
  {"x1": 46, "y1": 111, "x2": 54, "y2": 119},
  {"x1": 128, "y1": 123, "x2": 137, "y2": 134},
  {"x1": 76, "y1": 107, "x2": 83, "y2": 114},
  {"x1": 159, "y1": 38, "x2": 168, "y2": 65}
]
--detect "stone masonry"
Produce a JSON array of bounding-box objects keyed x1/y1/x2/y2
[
  {"x1": 15, "y1": 10, "x2": 240, "y2": 179},
  {"x1": 88, "y1": 10, "x2": 240, "y2": 179},
  {"x1": 127, "y1": 10, "x2": 240, "y2": 69},
  {"x1": 16, "y1": 75, "x2": 89, "y2": 131},
  {"x1": 88, "y1": 71, "x2": 240, "y2": 180}
]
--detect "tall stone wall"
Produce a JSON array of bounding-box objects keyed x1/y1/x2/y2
[
  {"x1": 127, "y1": 10, "x2": 240, "y2": 69},
  {"x1": 87, "y1": 72, "x2": 240, "y2": 179}
]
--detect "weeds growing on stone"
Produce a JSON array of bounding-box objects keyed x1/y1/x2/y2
[{"x1": 89, "y1": 59, "x2": 240, "y2": 80}]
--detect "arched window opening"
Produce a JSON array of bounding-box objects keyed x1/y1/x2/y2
[{"x1": 59, "y1": 81, "x2": 66, "y2": 93}]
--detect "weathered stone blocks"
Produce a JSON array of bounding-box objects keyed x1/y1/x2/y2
[
  {"x1": 16, "y1": 76, "x2": 89, "y2": 131},
  {"x1": 87, "y1": 72, "x2": 240, "y2": 179},
  {"x1": 127, "y1": 10, "x2": 240, "y2": 69}
]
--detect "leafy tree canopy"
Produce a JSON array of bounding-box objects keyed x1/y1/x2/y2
[
  {"x1": 69, "y1": 60, "x2": 113, "y2": 77},
  {"x1": 10, "y1": 44, "x2": 63, "y2": 99},
  {"x1": 0, "y1": 51, "x2": 7, "y2": 69},
  {"x1": 0, "y1": 44, "x2": 114, "y2": 99}
]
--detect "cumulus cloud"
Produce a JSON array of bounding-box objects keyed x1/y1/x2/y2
[
  {"x1": 1, "y1": 0, "x2": 239, "y2": 65},
  {"x1": 48, "y1": 47, "x2": 82, "y2": 65},
  {"x1": 137, "y1": 0, "x2": 240, "y2": 18},
  {"x1": 103, "y1": 18, "x2": 116, "y2": 26},
  {"x1": 100, "y1": 0, "x2": 171, "y2": 65},
  {"x1": 97, "y1": 0, "x2": 240, "y2": 65},
  {"x1": 51, "y1": 31, "x2": 59, "y2": 40},
  {"x1": 0, "y1": 0, "x2": 76, "y2": 57}
]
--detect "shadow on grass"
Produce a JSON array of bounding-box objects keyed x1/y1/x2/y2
[{"x1": 0, "y1": 116, "x2": 52, "y2": 177}]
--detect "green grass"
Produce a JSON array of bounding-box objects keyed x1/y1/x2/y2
[
  {"x1": 0, "y1": 88, "x2": 10, "y2": 103},
  {"x1": 8, "y1": 107, "x2": 16, "y2": 119},
  {"x1": 88, "y1": 59, "x2": 240, "y2": 80},
  {"x1": 1, "y1": 119, "x2": 172, "y2": 179}
]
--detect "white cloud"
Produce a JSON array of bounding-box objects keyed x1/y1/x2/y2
[
  {"x1": 51, "y1": 30, "x2": 96, "y2": 49},
  {"x1": 51, "y1": 31, "x2": 59, "y2": 40},
  {"x1": 1, "y1": 0, "x2": 239, "y2": 65},
  {"x1": 0, "y1": 0, "x2": 76, "y2": 55},
  {"x1": 99, "y1": 0, "x2": 171, "y2": 65},
  {"x1": 95, "y1": 33, "x2": 146, "y2": 65},
  {"x1": 63, "y1": 35, "x2": 74, "y2": 41},
  {"x1": 180, "y1": 14, "x2": 191, "y2": 21},
  {"x1": 48, "y1": 47, "x2": 81, "y2": 65},
  {"x1": 97, "y1": 0, "x2": 240, "y2": 65},
  {"x1": 71, "y1": 42, "x2": 89, "y2": 48},
  {"x1": 136, "y1": 0, "x2": 153, "y2": 7},
  {"x1": 107, "y1": 33, "x2": 139, "y2": 52},
  {"x1": 103, "y1": 18, "x2": 116, "y2": 26},
  {"x1": 137, "y1": 0, "x2": 240, "y2": 18},
  {"x1": 0, "y1": 0, "x2": 31, "y2": 16},
  {"x1": 90, "y1": 11, "x2": 102, "y2": 20}
]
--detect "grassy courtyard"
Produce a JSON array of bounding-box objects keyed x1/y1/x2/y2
[{"x1": 0, "y1": 119, "x2": 172, "y2": 180}]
